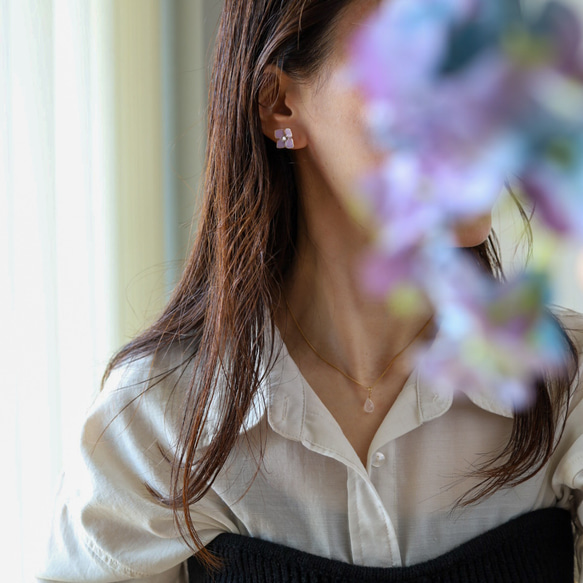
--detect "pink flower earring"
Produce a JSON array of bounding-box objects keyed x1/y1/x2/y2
[{"x1": 275, "y1": 128, "x2": 294, "y2": 149}]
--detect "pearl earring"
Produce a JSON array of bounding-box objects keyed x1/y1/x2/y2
[{"x1": 275, "y1": 128, "x2": 294, "y2": 149}]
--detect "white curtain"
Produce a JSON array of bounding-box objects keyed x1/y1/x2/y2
[
  {"x1": 1, "y1": 1, "x2": 118, "y2": 580},
  {"x1": 1, "y1": 0, "x2": 217, "y2": 579}
]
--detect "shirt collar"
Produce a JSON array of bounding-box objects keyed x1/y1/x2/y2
[
  {"x1": 415, "y1": 327, "x2": 515, "y2": 422},
  {"x1": 265, "y1": 331, "x2": 370, "y2": 472},
  {"x1": 260, "y1": 327, "x2": 514, "y2": 453},
  {"x1": 415, "y1": 369, "x2": 514, "y2": 421}
]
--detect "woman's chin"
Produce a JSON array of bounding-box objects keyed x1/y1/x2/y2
[{"x1": 453, "y1": 214, "x2": 493, "y2": 248}]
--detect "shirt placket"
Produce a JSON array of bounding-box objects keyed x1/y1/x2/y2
[{"x1": 346, "y1": 458, "x2": 402, "y2": 567}]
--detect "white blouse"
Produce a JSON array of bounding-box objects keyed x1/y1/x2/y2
[{"x1": 36, "y1": 309, "x2": 583, "y2": 583}]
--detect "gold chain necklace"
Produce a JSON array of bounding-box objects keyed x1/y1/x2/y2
[{"x1": 285, "y1": 300, "x2": 433, "y2": 413}]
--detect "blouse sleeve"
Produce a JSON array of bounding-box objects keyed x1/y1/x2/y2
[
  {"x1": 551, "y1": 400, "x2": 583, "y2": 582},
  {"x1": 35, "y1": 355, "x2": 241, "y2": 583},
  {"x1": 551, "y1": 311, "x2": 583, "y2": 582}
]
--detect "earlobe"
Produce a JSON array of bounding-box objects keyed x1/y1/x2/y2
[{"x1": 258, "y1": 67, "x2": 307, "y2": 149}]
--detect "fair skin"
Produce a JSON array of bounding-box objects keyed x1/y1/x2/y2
[{"x1": 260, "y1": 0, "x2": 492, "y2": 466}]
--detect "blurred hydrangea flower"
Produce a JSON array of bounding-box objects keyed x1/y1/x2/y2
[
  {"x1": 420, "y1": 257, "x2": 567, "y2": 409},
  {"x1": 348, "y1": 0, "x2": 583, "y2": 407}
]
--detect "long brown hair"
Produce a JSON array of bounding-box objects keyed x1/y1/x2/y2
[{"x1": 104, "y1": 0, "x2": 579, "y2": 567}]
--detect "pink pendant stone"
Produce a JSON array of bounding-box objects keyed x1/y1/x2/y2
[{"x1": 364, "y1": 397, "x2": 375, "y2": 413}]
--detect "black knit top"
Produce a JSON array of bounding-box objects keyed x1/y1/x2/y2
[{"x1": 188, "y1": 507, "x2": 574, "y2": 583}]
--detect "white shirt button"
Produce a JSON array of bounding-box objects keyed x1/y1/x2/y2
[{"x1": 371, "y1": 451, "x2": 386, "y2": 468}]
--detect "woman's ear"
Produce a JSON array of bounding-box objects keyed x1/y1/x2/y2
[{"x1": 258, "y1": 67, "x2": 308, "y2": 150}]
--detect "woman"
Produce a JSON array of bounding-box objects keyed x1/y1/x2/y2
[{"x1": 37, "y1": 0, "x2": 583, "y2": 581}]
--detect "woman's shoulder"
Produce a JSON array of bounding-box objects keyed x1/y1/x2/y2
[
  {"x1": 95, "y1": 342, "x2": 247, "y2": 452},
  {"x1": 102, "y1": 345, "x2": 194, "y2": 400},
  {"x1": 89, "y1": 345, "x2": 197, "y2": 449}
]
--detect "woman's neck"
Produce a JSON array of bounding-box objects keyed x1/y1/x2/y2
[{"x1": 278, "y1": 159, "x2": 434, "y2": 385}]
